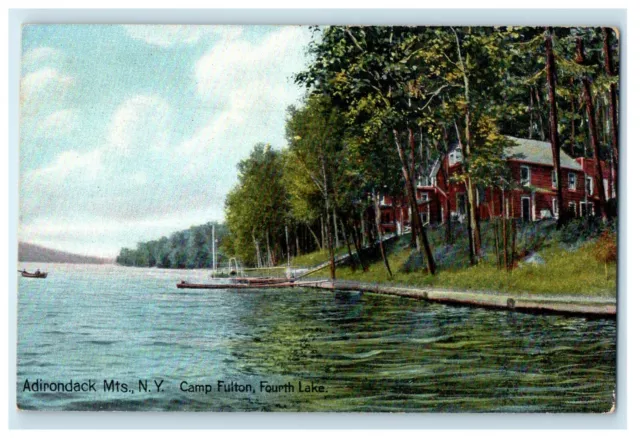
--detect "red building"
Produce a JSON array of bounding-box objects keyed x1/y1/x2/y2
[{"x1": 378, "y1": 137, "x2": 615, "y2": 231}]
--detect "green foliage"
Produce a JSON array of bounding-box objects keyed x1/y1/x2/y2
[
  {"x1": 310, "y1": 226, "x2": 616, "y2": 297},
  {"x1": 224, "y1": 144, "x2": 290, "y2": 267},
  {"x1": 220, "y1": 26, "x2": 618, "y2": 275},
  {"x1": 116, "y1": 222, "x2": 227, "y2": 269}
]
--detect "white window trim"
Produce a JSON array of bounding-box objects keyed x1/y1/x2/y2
[
  {"x1": 586, "y1": 176, "x2": 594, "y2": 196},
  {"x1": 580, "y1": 201, "x2": 595, "y2": 217},
  {"x1": 521, "y1": 196, "x2": 531, "y2": 221},
  {"x1": 552, "y1": 170, "x2": 557, "y2": 189},
  {"x1": 552, "y1": 197, "x2": 559, "y2": 218},
  {"x1": 521, "y1": 165, "x2": 531, "y2": 187},
  {"x1": 603, "y1": 178, "x2": 609, "y2": 200},
  {"x1": 568, "y1": 172, "x2": 577, "y2": 191}
]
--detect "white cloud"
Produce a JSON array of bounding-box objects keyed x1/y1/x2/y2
[
  {"x1": 185, "y1": 26, "x2": 307, "y2": 158},
  {"x1": 21, "y1": 67, "x2": 73, "y2": 115},
  {"x1": 108, "y1": 95, "x2": 171, "y2": 155},
  {"x1": 195, "y1": 26, "x2": 306, "y2": 103},
  {"x1": 36, "y1": 109, "x2": 79, "y2": 137},
  {"x1": 23, "y1": 47, "x2": 62, "y2": 67},
  {"x1": 122, "y1": 25, "x2": 241, "y2": 47},
  {"x1": 20, "y1": 27, "x2": 313, "y2": 257},
  {"x1": 29, "y1": 148, "x2": 104, "y2": 183}
]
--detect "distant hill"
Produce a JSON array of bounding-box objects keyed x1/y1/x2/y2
[{"x1": 18, "y1": 242, "x2": 113, "y2": 264}]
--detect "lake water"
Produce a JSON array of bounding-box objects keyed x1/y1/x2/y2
[{"x1": 17, "y1": 263, "x2": 616, "y2": 412}]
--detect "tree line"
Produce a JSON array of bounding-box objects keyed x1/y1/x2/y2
[
  {"x1": 116, "y1": 222, "x2": 228, "y2": 269},
  {"x1": 225, "y1": 27, "x2": 619, "y2": 278}
]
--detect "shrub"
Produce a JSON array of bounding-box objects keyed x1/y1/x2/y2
[{"x1": 592, "y1": 230, "x2": 617, "y2": 279}]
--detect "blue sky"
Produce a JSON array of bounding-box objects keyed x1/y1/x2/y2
[{"x1": 19, "y1": 25, "x2": 312, "y2": 257}]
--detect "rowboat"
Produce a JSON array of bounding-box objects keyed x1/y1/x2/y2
[{"x1": 19, "y1": 269, "x2": 48, "y2": 279}]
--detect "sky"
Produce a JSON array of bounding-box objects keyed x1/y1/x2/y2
[{"x1": 19, "y1": 25, "x2": 313, "y2": 258}]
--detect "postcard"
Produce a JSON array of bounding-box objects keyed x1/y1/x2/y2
[{"x1": 17, "y1": 24, "x2": 617, "y2": 412}]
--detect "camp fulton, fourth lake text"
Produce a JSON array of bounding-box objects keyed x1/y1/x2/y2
[{"x1": 180, "y1": 380, "x2": 327, "y2": 394}]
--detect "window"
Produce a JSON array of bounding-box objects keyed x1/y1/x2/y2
[
  {"x1": 580, "y1": 202, "x2": 595, "y2": 217},
  {"x1": 568, "y1": 172, "x2": 577, "y2": 191},
  {"x1": 449, "y1": 147, "x2": 462, "y2": 165},
  {"x1": 477, "y1": 187, "x2": 486, "y2": 204},
  {"x1": 520, "y1": 165, "x2": 531, "y2": 186},
  {"x1": 552, "y1": 197, "x2": 559, "y2": 217},
  {"x1": 586, "y1": 176, "x2": 594, "y2": 196},
  {"x1": 568, "y1": 201, "x2": 577, "y2": 218},
  {"x1": 457, "y1": 193, "x2": 466, "y2": 215},
  {"x1": 420, "y1": 212, "x2": 429, "y2": 225},
  {"x1": 603, "y1": 178, "x2": 609, "y2": 200},
  {"x1": 521, "y1": 196, "x2": 531, "y2": 222},
  {"x1": 552, "y1": 170, "x2": 557, "y2": 189},
  {"x1": 421, "y1": 193, "x2": 429, "y2": 201}
]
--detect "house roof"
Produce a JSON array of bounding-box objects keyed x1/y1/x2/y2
[
  {"x1": 505, "y1": 137, "x2": 582, "y2": 171},
  {"x1": 428, "y1": 158, "x2": 442, "y2": 179}
]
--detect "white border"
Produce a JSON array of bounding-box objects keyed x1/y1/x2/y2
[{"x1": 3, "y1": 3, "x2": 634, "y2": 433}]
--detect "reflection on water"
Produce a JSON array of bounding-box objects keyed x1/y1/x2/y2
[{"x1": 17, "y1": 263, "x2": 616, "y2": 412}]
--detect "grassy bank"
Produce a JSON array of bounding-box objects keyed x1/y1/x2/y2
[{"x1": 305, "y1": 218, "x2": 616, "y2": 298}]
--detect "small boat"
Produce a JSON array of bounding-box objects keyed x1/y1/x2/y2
[{"x1": 19, "y1": 269, "x2": 48, "y2": 279}]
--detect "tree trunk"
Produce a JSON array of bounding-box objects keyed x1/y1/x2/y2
[
  {"x1": 340, "y1": 218, "x2": 356, "y2": 271},
  {"x1": 320, "y1": 216, "x2": 326, "y2": 250},
  {"x1": 534, "y1": 87, "x2": 546, "y2": 141},
  {"x1": 351, "y1": 224, "x2": 368, "y2": 272},
  {"x1": 545, "y1": 27, "x2": 566, "y2": 228},
  {"x1": 456, "y1": 117, "x2": 481, "y2": 264},
  {"x1": 360, "y1": 210, "x2": 367, "y2": 247},
  {"x1": 373, "y1": 189, "x2": 393, "y2": 278},
  {"x1": 603, "y1": 27, "x2": 619, "y2": 170},
  {"x1": 333, "y1": 208, "x2": 341, "y2": 248},
  {"x1": 529, "y1": 87, "x2": 534, "y2": 139},
  {"x1": 252, "y1": 229, "x2": 262, "y2": 268},
  {"x1": 306, "y1": 223, "x2": 322, "y2": 252},
  {"x1": 570, "y1": 78, "x2": 576, "y2": 156},
  {"x1": 265, "y1": 230, "x2": 273, "y2": 267},
  {"x1": 441, "y1": 127, "x2": 453, "y2": 244},
  {"x1": 452, "y1": 29, "x2": 482, "y2": 264},
  {"x1": 320, "y1": 157, "x2": 336, "y2": 280},
  {"x1": 393, "y1": 129, "x2": 437, "y2": 274},
  {"x1": 295, "y1": 228, "x2": 300, "y2": 257},
  {"x1": 576, "y1": 36, "x2": 609, "y2": 221},
  {"x1": 285, "y1": 225, "x2": 290, "y2": 267}
]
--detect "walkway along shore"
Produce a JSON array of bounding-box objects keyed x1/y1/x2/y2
[
  {"x1": 296, "y1": 279, "x2": 617, "y2": 318},
  {"x1": 176, "y1": 278, "x2": 616, "y2": 318}
]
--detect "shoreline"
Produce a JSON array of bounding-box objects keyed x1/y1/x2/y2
[{"x1": 296, "y1": 279, "x2": 616, "y2": 318}]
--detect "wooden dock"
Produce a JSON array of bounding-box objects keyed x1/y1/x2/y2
[
  {"x1": 175, "y1": 278, "x2": 615, "y2": 318},
  {"x1": 176, "y1": 279, "x2": 321, "y2": 290}
]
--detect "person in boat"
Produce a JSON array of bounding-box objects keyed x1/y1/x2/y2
[{"x1": 35, "y1": 268, "x2": 41, "y2": 275}]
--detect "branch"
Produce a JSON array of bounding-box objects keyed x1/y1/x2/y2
[
  {"x1": 344, "y1": 27, "x2": 365, "y2": 53},
  {"x1": 292, "y1": 150, "x2": 325, "y2": 195},
  {"x1": 419, "y1": 84, "x2": 449, "y2": 110}
]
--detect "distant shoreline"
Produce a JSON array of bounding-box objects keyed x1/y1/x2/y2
[{"x1": 18, "y1": 242, "x2": 114, "y2": 265}]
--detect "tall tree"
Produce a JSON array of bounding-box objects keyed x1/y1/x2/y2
[
  {"x1": 575, "y1": 35, "x2": 609, "y2": 221},
  {"x1": 285, "y1": 96, "x2": 348, "y2": 280},
  {"x1": 297, "y1": 27, "x2": 439, "y2": 273},
  {"x1": 602, "y1": 27, "x2": 619, "y2": 190},
  {"x1": 545, "y1": 27, "x2": 566, "y2": 227}
]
